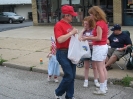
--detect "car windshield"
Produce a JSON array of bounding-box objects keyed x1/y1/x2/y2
[{"x1": 4, "y1": 12, "x2": 17, "y2": 16}]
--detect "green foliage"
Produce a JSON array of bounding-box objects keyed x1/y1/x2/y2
[
  {"x1": 122, "y1": 75, "x2": 133, "y2": 87},
  {"x1": 0, "y1": 54, "x2": 7, "y2": 65}
]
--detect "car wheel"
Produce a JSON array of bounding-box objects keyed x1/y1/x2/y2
[
  {"x1": 76, "y1": 60, "x2": 84, "y2": 68},
  {"x1": 9, "y1": 19, "x2": 13, "y2": 24},
  {"x1": 19, "y1": 21, "x2": 23, "y2": 23}
]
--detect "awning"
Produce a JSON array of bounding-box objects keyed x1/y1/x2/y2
[{"x1": 0, "y1": 0, "x2": 31, "y2": 5}]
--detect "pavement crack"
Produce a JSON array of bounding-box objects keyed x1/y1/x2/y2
[{"x1": 109, "y1": 89, "x2": 124, "y2": 99}]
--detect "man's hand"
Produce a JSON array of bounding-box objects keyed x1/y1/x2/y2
[
  {"x1": 70, "y1": 28, "x2": 78, "y2": 35},
  {"x1": 81, "y1": 37, "x2": 88, "y2": 41},
  {"x1": 117, "y1": 48, "x2": 124, "y2": 51}
]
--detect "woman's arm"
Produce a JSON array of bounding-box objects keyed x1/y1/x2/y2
[{"x1": 81, "y1": 26, "x2": 102, "y2": 41}]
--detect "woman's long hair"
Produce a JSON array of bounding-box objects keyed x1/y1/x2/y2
[{"x1": 88, "y1": 6, "x2": 107, "y2": 23}]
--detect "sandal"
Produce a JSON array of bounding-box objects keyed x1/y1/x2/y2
[{"x1": 106, "y1": 66, "x2": 113, "y2": 71}]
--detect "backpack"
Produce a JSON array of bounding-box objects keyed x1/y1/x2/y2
[{"x1": 126, "y1": 57, "x2": 133, "y2": 70}]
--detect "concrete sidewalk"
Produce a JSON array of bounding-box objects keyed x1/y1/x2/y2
[{"x1": 0, "y1": 26, "x2": 133, "y2": 82}]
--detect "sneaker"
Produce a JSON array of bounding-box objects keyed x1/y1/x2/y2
[
  {"x1": 94, "y1": 82, "x2": 100, "y2": 87},
  {"x1": 54, "y1": 92, "x2": 62, "y2": 99},
  {"x1": 83, "y1": 81, "x2": 88, "y2": 87},
  {"x1": 105, "y1": 87, "x2": 108, "y2": 91},
  {"x1": 93, "y1": 89, "x2": 106, "y2": 95},
  {"x1": 47, "y1": 76, "x2": 51, "y2": 82},
  {"x1": 95, "y1": 87, "x2": 108, "y2": 92},
  {"x1": 54, "y1": 79, "x2": 59, "y2": 83}
]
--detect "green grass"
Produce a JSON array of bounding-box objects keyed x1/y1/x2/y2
[
  {"x1": 35, "y1": 50, "x2": 43, "y2": 52},
  {"x1": 30, "y1": 66, "x2": 36, "y2": 71},
  {"x1": 122, "y1": 75, "x2": 133, "y2": 87},
  {"x1": 0, "y1": 54, "x2": 7, "y2": 65},
  {"x1": 114, "y1": 75, "x2": 133, "y2": 87}
]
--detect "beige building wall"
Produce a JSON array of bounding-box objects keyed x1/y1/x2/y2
[
  {"x1": 32, "y1": 0, "x2": 38, "y2": 25},
  {"x1": 113, "y1": 0, "x2": 122, "y2": 25}
]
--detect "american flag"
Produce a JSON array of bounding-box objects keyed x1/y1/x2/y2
[{"x1": 51, "y1": 37, "x2": 56, "y2": 54}]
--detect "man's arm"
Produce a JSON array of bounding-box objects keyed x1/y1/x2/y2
[
  {"x1": 107, "y1": 39, "x2": 110, "y2": 45},
  {"x1": 57, "y1": 28, "x2": 78, "y2": 43},
  {"x1": 119, "y1": 44, "x2": 132, "y2": 51}
]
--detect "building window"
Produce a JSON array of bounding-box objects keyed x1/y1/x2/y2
[
  {"x1": 36, "y1": 0, "x2": 113, "y2": 24},
  {"x1": 100, "y1": 0, "x2": 113, "y2": 23},
  {"x1": 37, "y1": 0, "x2": 48, "y2": 23}
]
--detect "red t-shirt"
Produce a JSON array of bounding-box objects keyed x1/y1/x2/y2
[
  {"x1": 54, "y1": 20, "x2": 73, "y2": 49},
  {"x1": 93, "y1": 20, "x2": 108, "y2": 45}
]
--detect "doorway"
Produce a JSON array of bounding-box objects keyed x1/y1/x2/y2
[{"x1": 123, "y1": 0, "x2": 133, "y2": 26}]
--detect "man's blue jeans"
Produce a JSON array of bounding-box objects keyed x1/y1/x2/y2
[{"x1": 55, "y1": 49, "x2": 76, "y2": 98}]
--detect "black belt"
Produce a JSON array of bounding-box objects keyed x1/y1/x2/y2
[{"x1": 57, "y1": 48, "x2": 68, "y2": 50}]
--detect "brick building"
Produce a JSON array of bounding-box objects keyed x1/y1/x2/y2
[{"x1": 32, "y1": 0, "x2": 133, "y2": 26}]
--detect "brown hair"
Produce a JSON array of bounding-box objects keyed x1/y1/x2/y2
[
  {"x1": 88, "y1": 6, "x2": 107, "y2": 23},
  {"x1": 82, "y1": 16, "x2": 95, "y2": 30}
]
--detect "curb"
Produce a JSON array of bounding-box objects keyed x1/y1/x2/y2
[
  {"x1": 2, "y1": 62, "x2": 122, "y2": 84},
  {"x1": 2, "y1": 62, "x2": 31, "y2": 71}
]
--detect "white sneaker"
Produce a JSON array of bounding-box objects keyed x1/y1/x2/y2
[
  {"x1": 94, "y1": 82, "x2": 100, "y2": 87},
  {"x1": 105, "y1": 87, "x2": 108, "y2": 91},
  {"x1": 47, "y1": 76, "x2": 51, "y2": 82},
  {"x1": 93, "y1": 89, "x2": 106, "y2": 95},
  {"x1": 54, "y1": 92, "x2": 62, "y2": 99},
  {"x1": 54, "y1": 79, "x2": 59, "y2": 83},
  {"x1": 95, "y1": 87, "x2": 108, "y2": 92},
  {"x1": 83, "y1": 81, "x2": 88, "y2": 87}
]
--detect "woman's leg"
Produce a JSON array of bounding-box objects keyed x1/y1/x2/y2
[
  {"x1": 92, "y1": 61, "x2": 100, "y2": 87},
  {"x1": 84, "y1": 60, "x2": 90, "y2": 80},
  {"x1": 95, "y1": 61, "x2": 106, "y2": 93},
  {"x1": 95, "y1": 61, "x2": 105, "y2": 83},
  {"x1": 92, "y1": 61, "x2": 99, "y2": 79},
  {"x1": 83, "y1": 60, "x2": 90, "y2": 87},
  {"x1": 103, "y1": 60, "x2": 108, "y2": 90}
]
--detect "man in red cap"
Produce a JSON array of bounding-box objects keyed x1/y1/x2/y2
[{"x1": 54, "y1": 5, "x2": 78, "y2": 99}]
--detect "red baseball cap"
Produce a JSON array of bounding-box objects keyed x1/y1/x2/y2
[{"x1": 61, "y1": 5, "x2": 77, "y2": 16}]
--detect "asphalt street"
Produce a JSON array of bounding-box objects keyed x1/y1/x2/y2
[
  {"x1": 0, "y1": 21, "x2": 33, "y2": 32},
  {"x1": 0, "y1": 66, "x2": 133, "y2": 99}
]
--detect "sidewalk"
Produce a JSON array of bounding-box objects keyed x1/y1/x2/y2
[{"x1": 0, "y1": 26, "x2": 133, "y2": 82}]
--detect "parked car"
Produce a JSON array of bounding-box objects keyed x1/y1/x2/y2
[{"x1": 0, "y1": 12, "x2": 25, "y2": 24}]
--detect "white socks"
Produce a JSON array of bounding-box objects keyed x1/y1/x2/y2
[
  {"x1": 94, "y1": 79, "x2": 98, "y2": 83},
  {"x1": 100, "y1": 83, "x2": 105, "y2": 92},
  {"x1": 85, "y1": 79, "x2": 88, "y2": 82},
  {"x1": 104, "y1": 80, "x2": 107, "y2": 87},
  {"x1": 100, "y1": 80, "x2": 108, "y2": 92}
]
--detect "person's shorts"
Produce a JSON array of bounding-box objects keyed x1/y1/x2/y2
[
  {"x1": 107, "y1": 48, "x2": 124, "y2": 60},
  {"x1": 92, "y1": 44, "x2": 108, "y2": 61}
]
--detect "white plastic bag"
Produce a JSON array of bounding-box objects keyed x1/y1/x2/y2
[{"x1": 68, "y1": 34, "x2": 91, "y2": 64}]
